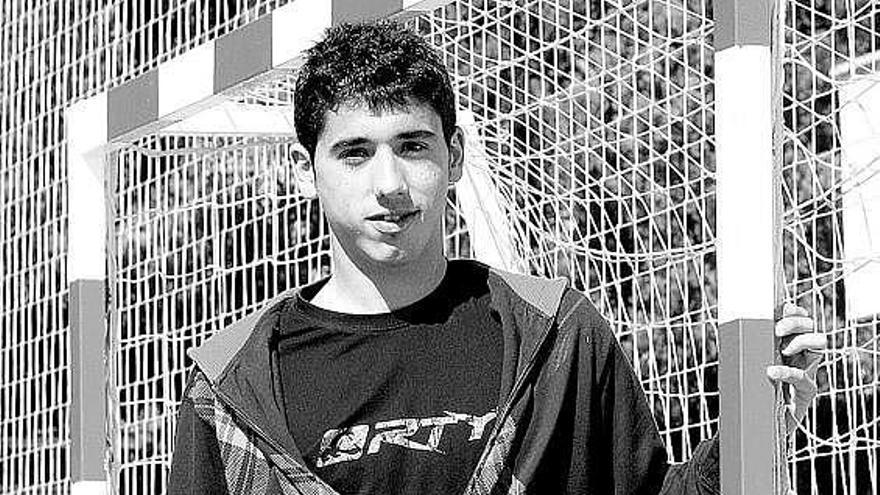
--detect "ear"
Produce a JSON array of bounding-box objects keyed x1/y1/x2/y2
[
  {"x1": 448, "y1": 126, "x2": 465, "y2": 184},
  {"x1": 291, "y1": 143, "x2": 316, "y2": 198}
]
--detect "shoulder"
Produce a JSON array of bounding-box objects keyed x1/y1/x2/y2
[
  {"x1": 557, "y1": 289, "x2": 610, "y2": 331},
  {"x1": 187, "y1": 287, "x2": 297, "y2": 383},
  {"x1": 179, "y1": 368, "x2": 220, "y2": 424},
  {"x1": 451, "y1": 260, "x2": 614, "y2": 333},
  {"x1": 480, "y1": 262, "x2": 570, "y2": 319},
  {"x1": 554, "y1": 288, "x2": 619, "y2": 350}
]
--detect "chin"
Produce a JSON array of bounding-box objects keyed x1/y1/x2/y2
[
  {"x1": 338, "y1": 228, "x2": 440, "y2": 270},
  {"x1": 358, "y1": 243, "x2": 411, "y2": 267}
]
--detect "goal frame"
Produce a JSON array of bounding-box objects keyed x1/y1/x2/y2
[{"x1": 64, "y1": 0, "x2": 784, "y2": 493}]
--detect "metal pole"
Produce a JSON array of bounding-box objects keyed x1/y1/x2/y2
[
  {"x1": 67, "y1": 94, "x2": 110, "y2": 495},
  {"x1": 714, "y1": 0, "x2": 783, "y2": 493}
]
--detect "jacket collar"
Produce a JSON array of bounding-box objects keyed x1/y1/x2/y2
[
  {"x1": 185, "y1": 261, "x2": 570, "y2": 479},
  {"x1": 187, "y1": 266, "x2": 568, "y2": 385},
  {"x1": 187, "y1": 287, "x2": 297, "y2": 384},
  {"x1": 488, "y1": 267, "x2": 568, "y2": 318}
]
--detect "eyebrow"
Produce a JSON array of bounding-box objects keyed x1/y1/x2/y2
[{"x1": 397, "y1": 130, "x2": 437, "y2": 140}]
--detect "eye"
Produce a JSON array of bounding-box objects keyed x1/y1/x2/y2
[
  {"x1": 338, "y1": 147, "x2": 370, "y2": 164},
  {"x1": 399, "y1": 141, "x2": 429, "y2": 156}
]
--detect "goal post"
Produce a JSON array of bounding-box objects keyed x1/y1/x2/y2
[
  {"x1": 66, "y1": 93, "x2": 109, "y2": 495},
  {"x1": 64, "y1": 0, "x2": 756, "y2": 491},
  {"x1": 714, "y1": 0, "x2": 784, "y2": 493}
]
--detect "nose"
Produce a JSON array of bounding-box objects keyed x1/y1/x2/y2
[{"x1": 371, "y1": 146, "x2": 408, "y2": 198}]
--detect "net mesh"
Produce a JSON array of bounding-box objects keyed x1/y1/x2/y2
[
  {"x1": 777, "y1": 0, "x2": 880, "y2": 493},
  {"x1": 2, "y1": 0, "x2": 879, "y2": 494}
]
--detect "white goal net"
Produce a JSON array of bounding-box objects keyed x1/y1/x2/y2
[
  {"x1": 1, "y1": 0, "x2": 878, "y2": 494},
  {"x1": 777, "y1": 0, "x2": 880, "y2": 493}
]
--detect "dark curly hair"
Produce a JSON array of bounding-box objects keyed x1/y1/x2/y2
[{"x1": 294, "y1": 20, "x2": 456, "y2": 158}]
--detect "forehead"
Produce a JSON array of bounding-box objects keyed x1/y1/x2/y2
[{"x1": 317, "y1": 101, "x2": 444, "y2": 145}]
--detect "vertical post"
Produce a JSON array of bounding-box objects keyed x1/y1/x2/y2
[
  {"x1": 714, "y1": 0, "x2": 783, "y2": 493},
  {"x1": 67, "y1": 94, "x2": 110, "y2": 495}
]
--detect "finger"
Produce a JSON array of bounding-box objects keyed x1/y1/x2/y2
[
  {"x1": 775, "y1": 316, "x2": 815, "y2": 336},
  {"x1": 781, "y1": 333, "x2": 827, "y2": 356},
  {"x1": 767, "y1": 365, "x2": 811, "y2": 387},
  {"x1": 767, "y1": 365, "x2": 817, "y2": 398},
  {"x1": 782, "y1": 302, "x2": 809, "y2": 318}
]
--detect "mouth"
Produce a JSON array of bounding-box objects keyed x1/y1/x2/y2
[{"x1": 365, "y1": 210, "x2": 421, "y2": 234}]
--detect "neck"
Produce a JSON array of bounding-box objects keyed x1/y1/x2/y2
[{"x1": 312, "y1": 236, "x2": 448, "y2": 314}]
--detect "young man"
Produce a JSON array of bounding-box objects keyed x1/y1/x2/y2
[{"x1": 168, "y1": 20, "x2": 825, "y2": 494}]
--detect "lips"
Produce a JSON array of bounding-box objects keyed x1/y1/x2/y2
[
  {"x1": 366, "y1": 210, "x2": 420, "y2": 234},
  {"x1": 366, "y1": 210, "x2": 419, "y2": 222}
]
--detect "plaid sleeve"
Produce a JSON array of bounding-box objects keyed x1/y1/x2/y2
[
  {"x1": 169, "y1": 370, "x2": 341, "y2": 495},
  {"x1": 168, "y1": 371, "x2": 231, "y2": 495},
  {"x1": 169, "y1": 370, "x2": 278, "y2": 494}
]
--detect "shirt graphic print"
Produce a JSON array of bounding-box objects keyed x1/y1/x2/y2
[{"x1": 316, "y1": 409, "x2": 497, "y2": 467}]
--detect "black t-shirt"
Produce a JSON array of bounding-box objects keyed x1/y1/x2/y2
[{"x1": 274, "y1": 260, "x2": 503, "y2": 495}]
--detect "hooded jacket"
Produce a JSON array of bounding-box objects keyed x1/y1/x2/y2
[{"x1": 168, "y1": 262, "x2": 719, "y2": 494}]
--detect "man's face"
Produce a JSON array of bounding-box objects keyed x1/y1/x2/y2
[{"x1": 306, "y1": 101, "x2": 463, "y2": 269}]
